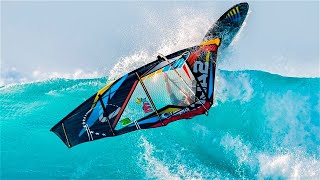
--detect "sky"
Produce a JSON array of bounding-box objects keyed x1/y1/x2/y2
[{"x1": 1, "y1": 1, "x2": 319, "y2": 85}]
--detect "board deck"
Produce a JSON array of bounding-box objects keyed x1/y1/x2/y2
[{"x1": 203, "y1": 2, "x2": 249, "y2": 49}]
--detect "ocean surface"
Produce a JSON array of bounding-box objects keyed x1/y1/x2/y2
[{"x1": 1, "y1": 69, "x2": 319, "y2": 179}]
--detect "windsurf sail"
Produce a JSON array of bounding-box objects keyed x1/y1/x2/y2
[{"x1": 51, "y1": 38, "x2": 221, "y2": 148}]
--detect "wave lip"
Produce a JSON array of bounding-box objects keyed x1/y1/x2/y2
[{"x1": 0, "y1": 68, "x2": 104, "y2": 87}]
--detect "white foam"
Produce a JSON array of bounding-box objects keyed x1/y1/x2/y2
[
  {"x1": 32, "y1": 69, "x2": 102, "y2": 81},
  {"x1": 138, "y1": 136, "x2": 222, "y2": 179},
  {"x1": 108, "y1": 8, "x2": 211, "y2": 81},
  {"x1": 108, "y1": 51, "x2": 151, "y2": 81},
  {"x1": 257, "y1": 90, "x2": 320, "y2": 179},
  {"x1": 230, "y1": 10, "x2": 251, "y2": 48},
  {"x1": 257, "y1": 152, "x2": 320, "y2": 179},
  {"x1": 219, "y1": 133, "x2": 320, "y2": 179},
  {"x1": 138, "y1": 136, "x2": 180, "y2": 179},
  {"x1": 220, "y1": 133, "x2": 253, "y2": 170},
  {"x1": 44, "y1": 81, "x2": 104, "y2": 96},
  {"x1": 0, "y1": 68, "x2": 104, "y2": 87}
]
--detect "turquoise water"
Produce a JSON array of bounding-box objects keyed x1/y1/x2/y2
[{"x1": 1, "y1": 70, "x2": 319, "y2": 179}]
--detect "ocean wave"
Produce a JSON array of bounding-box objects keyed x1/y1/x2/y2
[{"x1": 1, "y1": 68, "x2": 319, "y2": 179}]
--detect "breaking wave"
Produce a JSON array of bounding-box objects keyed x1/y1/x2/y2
[{"x1": 1, "y1": 69, "x2": 319, "y2": 179}]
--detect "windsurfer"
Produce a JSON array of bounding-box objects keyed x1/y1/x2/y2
[{"x1": 163, "y1": 73, "x2": 193, "y2": 106}]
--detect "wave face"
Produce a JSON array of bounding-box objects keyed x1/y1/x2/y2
[{"x1": 1, "y1": 70, "x2": 319, "y2": 179}]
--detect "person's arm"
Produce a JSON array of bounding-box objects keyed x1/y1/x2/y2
[
  {"x1": 164, "y1": 73, "x2": 172, "y2": 94},
  {"x1": 163, "y1": 73, "x2": 179, "y2": 104}
]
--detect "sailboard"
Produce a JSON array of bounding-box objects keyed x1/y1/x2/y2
[
  {"x1": 203, "y1": 2, "x2": 249, "y2": 49},
  {"x1": 51, "y1": 2, "x2": 249, "y2": 148}
]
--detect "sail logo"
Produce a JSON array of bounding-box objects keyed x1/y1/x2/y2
[
  {"x1": 98, "y1": 105, "x2": 121, "y2": 123},
  {"x1": 136, "y1": 97, "x2": 153, "y2": 113},
  {"x1": 193, "y1": 61, "x2": 208, "y2": 104},
  {"x1": 160, "y1": 107, "x2": 190, "y2": 120}
]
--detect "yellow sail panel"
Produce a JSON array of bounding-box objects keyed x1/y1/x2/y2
[
  {"x1": 160, "y1": 107, "x2": 182, "y2": 114},
  {"x1": 91, "y1": 80, "x2": 115, "y2": 108},
  {"x1": 199, "y1": 38, "x2": 221, "y2": 46},
  {"x1": 142, "y1": 68, "x2": 163, "y2": 81}
]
